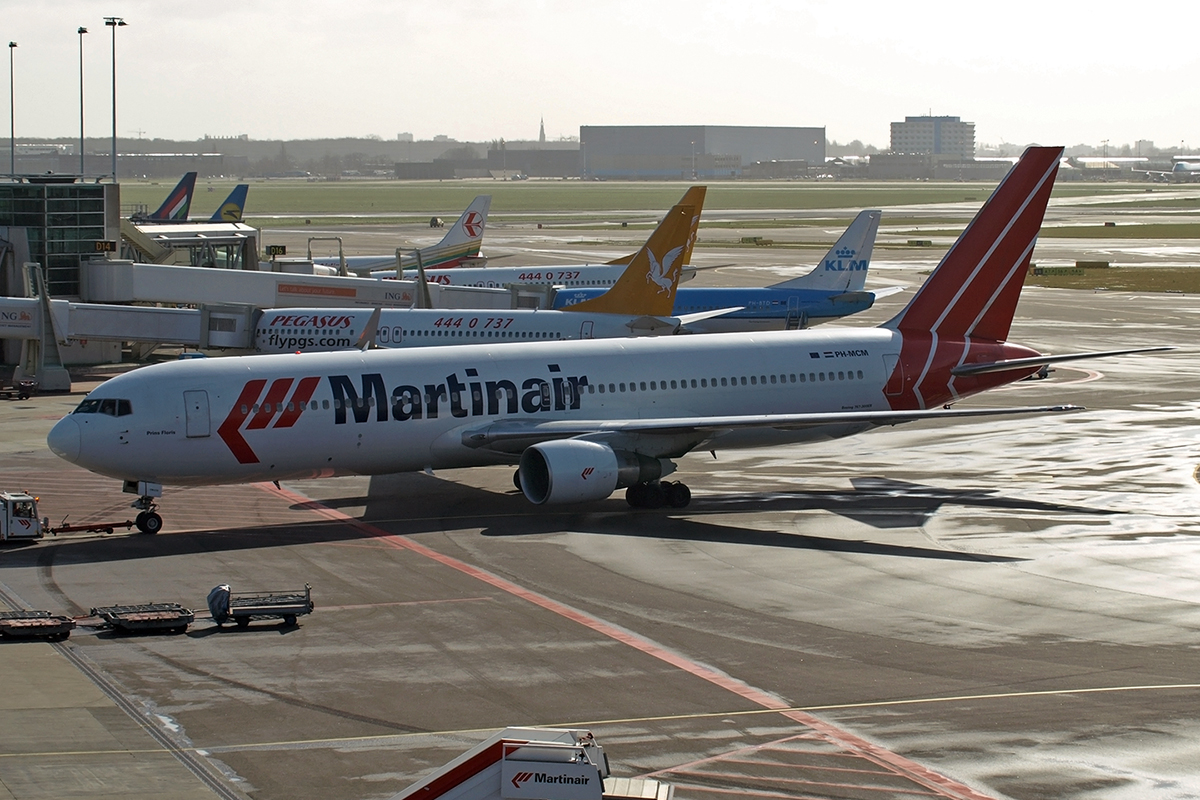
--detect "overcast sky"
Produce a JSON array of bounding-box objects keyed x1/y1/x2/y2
[{"x1": 5, "y1": 0, "x2": 1196, "y2": 149}]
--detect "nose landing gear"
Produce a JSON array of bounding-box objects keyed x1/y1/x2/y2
[{"x1": 132, "y1": 496, "x2": 162, "y2": 534}]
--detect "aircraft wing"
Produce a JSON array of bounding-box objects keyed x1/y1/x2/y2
[{"x1": 462, "y1": 404, "x2": 1083, "y2": 452}]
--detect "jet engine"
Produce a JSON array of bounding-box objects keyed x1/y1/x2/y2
[{"x1": 518, "y1": 440, "x2": 666, "y2": 505}]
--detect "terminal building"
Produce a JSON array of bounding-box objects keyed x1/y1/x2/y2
[
  {"x1": 889, "y1": 115, "x2": 975, "y2": 158},
  {"x1": 869, "y1": 115, "x2": 997, "y2": 179},
  {"x1": 580, "y1": 125, "x2": 825, "y2": 179}
]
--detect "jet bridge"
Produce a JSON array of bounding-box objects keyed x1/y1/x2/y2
[
  {"x1": 0, "y1": 295, "x2": 254, "y2": 350},
  {"x1": 119, "y1": 219, "x2": 260, "y2": 270},
  {"x1": 80, "y1": 259, "x2": 515, "y2": 311}
]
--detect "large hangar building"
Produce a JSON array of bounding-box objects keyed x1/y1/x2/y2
[{"x1": 580, "y1": 125, "x2": 825, "y2": 179}]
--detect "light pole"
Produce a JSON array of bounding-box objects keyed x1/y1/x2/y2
[
  {"x1": 78, "y1": 27, "x2": 88, "y2": 175},
  {"x1": 104, "y1": 16, "x2": 125, "y2": 181},
  {"x1": 8, "y1": 42, "x2": 15, "y2": 177},
  {"x1": 691, "y1": 140, "x2": 696, "y2": 180}
]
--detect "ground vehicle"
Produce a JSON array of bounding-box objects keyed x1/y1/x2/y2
[
  {"x1": 207, "y1": 584, "x2": 314, "y2": 628},
  {"x1": 0, "y1": 493, "x2": 45, "y2": 540},
  {"x1": 0, "y1": 379, "x2": 37, "y2": 400}
]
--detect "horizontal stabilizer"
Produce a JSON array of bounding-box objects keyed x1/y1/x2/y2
[
  {"x1": 951, "y1": 346, "x2": 1173, "y2": 377},
  {"x1": 830, "y1": 291, "x2": 873, "y2": 304},
  {"x1": 625, "y1": 316, "x2": 681, "y2": 333}
]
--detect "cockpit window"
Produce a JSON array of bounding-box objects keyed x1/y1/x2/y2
[{"x1": 73, "y1": 398, "x2": 132, "y2": 416}]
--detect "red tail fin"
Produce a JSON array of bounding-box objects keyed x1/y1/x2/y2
[{"x1": 885, "y1": 147, "x2": 1062, "y2": 341}]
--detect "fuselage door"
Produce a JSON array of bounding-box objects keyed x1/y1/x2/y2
[
  {"x1": 580, "y1": 320, "x2": 594, "y2": 339},
  {"x1": 882, "y1": 354, "x2": 904, "y2": 397},
  {"x1": 184, "y1": 390, "x2": 211, "y2": 438}
]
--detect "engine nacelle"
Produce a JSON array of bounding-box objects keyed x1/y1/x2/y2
[{"x1": 518, "y1": 440, "x2": 666, "y2": 505}]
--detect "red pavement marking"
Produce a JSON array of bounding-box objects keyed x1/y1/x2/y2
[
  {"x1": 667, "y1": 785, "x2": 828, "y2": 800},
  {"x1": 257, "y1": 482, "x2": 997, "y2": 800},
  {"x1": 679, "y1": 768, "x2": 939, "y2": 796},
  {"x1": 320, "y1": 597, "x2": 494, "y2": 612}
]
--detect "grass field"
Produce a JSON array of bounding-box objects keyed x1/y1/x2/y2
[
  {"x1": 1026, "y1": 266, "x2": 1200, "y2": 292},
  {"x1": 119, "y1": 178, "x2": 1174, "y2": 220}
]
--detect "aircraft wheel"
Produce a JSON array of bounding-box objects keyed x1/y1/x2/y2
[
  {"x1": 513, "y1": 469, "x2": 522, "y2": 491},
  {"x1": 625, "y1": 483, "x2": 646, "y2": 508},
  {"x1": 642, "y1": 482, "x2": 666, "y2": 509},
  {"x1": 666, "y1": 482, "x2": 691, "y2": 508},
  {"x1": 136, "y1": 512, "x2": 163, "y2": 535}
]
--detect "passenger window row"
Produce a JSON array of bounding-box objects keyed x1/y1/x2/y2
[
  {"x1": 413, "y1": 330, "x2": 564, "y2": 340},
  {"x1": 587, "y1": 370, "x2": 865, "y2": 394}
]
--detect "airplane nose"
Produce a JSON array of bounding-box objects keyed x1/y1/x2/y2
[{"x1": 47, "y1": 416, "x2": 81, "y2": 463}]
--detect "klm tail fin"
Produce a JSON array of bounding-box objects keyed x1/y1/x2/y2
[
  {"x1": 770, "y1": 210, "x2": 881, "y2": 291},
  {"x1": 564, "y1": 203, "x2": 694, "y2": 317},
  {"x1": 398, "y1": 195, "x2": 492, "y2": 270},
  {"x1": 209, "y1": 185, "x2": 249, "y2": 222},
  {"x1": 606, "y1": 186, "x2": 706, "y2": 266},
  {"x1": 142, "y1": 172, "x2": 197, "y2": 221},
  {"x1": 884, "y1": 147, "x2": 1062, "y2": 341}
]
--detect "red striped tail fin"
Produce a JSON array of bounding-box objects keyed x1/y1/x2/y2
[{"x1": 884, "y1": 146, "x2": 1062, "y2": 341}]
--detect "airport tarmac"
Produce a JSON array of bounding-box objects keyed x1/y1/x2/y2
[{"x1": 1, "y1": 225, "x2": 1199, "y2": 799}]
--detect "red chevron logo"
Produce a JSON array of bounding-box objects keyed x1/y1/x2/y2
[{"x1": 217, "y1": 377, "x2": 321, "y2": 464}]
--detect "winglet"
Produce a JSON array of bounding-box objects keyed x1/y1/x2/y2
[
  {"x1": 356, "y1": 308, "x2": 382, "y2": 350},
  {"x1": 209, "y1": 184, "x2": 249, "y2": 222},
  {"x1": 137, "y1": 172, "x2": 197, "y2": 221},
  {"x1": 606, "y1": 186, "x2": 706, "y2": 266},
  {"x1": 564, "y1": 203, "x2": 695, "y2": 317},
  {"x1": 884, "y1": 147, "x2": 1063, "y2": 341},
  {"x1": 769, "y1": 210, "x2": 881, "y2": 291}
]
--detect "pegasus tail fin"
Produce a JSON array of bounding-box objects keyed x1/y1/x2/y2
[
  {"x1": 142, "y1": 172, "x2": 197, "y2": 221},
  {"x1": 209, "y1": 184, "x2": 249, "y2": 222},
  {"x1": 770, "y1": 210, "x2": 880, "y2": 291},
  {"x1": 884, "y1": 146, "x2": 1062, "y2": 342},
  {"x1": 564, "y1": 203, "x2": 695, "y2": 317},
  {"x1": 606, "y1": 186, "x2": 706, "y2": 266}
]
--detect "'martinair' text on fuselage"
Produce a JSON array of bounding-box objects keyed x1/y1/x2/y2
[{"x1": 328, "y1": 365, "x2": 590, "y2": 424}]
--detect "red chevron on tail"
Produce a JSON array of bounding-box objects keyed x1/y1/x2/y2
[
  {"x1": 886, "y1": 147, "x2": 1062, "y2": 341},
  {"x1": 883, "y1": 147, "x2": 1064, "y2": 411}
]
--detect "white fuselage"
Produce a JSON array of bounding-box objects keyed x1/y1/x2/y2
[
  {"x1": 252, "y1": 307, "x2": 679, "y2": 355},
  {"x1": 50, "y1": 328, "x2": 901, "y2": 487},
  {"x1": 369, "y1": 263, "x2": 694, "y2": 289}
]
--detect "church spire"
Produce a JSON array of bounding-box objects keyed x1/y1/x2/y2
[{"x1": 539, "y1": 117, "x2": 546, "y2": 144}]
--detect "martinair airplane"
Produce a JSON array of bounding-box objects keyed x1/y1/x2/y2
[
  {"x1": 47, "y1": 148, "x2": 1165, "y2": 535},
  {"x1": 553, "y1": 210, "x2": 888, "y2": 331},
  {"x1": 368, "y1": 186, "x2": 710, "y2": 289},
  {"x1": 311, "y1": 195, "x2": 492, "y2": 274},
  {"x1": 252, "y1": 201, "x2": 735, "y2": 354}
]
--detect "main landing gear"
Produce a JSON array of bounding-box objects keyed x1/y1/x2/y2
[
  {"x1": 626, "y1": 480, "x2": 691, "y2": 509},
  {"x1": 131, "y1": 496, "x2": 162, "y2": 534}
]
